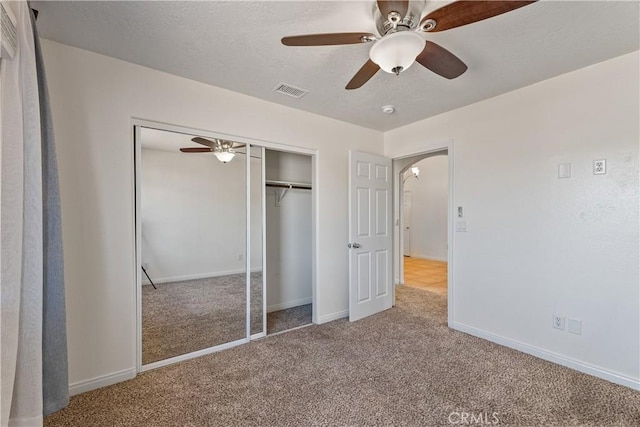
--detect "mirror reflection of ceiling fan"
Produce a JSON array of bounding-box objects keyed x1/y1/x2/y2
[
  {"x1": 281, "y1": 0, "x2": 537, "y2": 89},
  {"x1": 180, "y1": 137, "x2": 245, "y2": 163}
]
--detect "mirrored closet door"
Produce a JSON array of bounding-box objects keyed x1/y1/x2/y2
[
  {"x1": 250, "y1": 145, "x2": 265, "y2": 336},
  {"x1": 137, "y1": 126, "x2": 252, "y2": 366}
]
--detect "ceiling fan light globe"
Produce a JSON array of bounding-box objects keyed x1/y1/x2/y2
[
  {"x1": 214, "y1": 150, "x2": 235, "y2": 163},
  {"x1": 369, "y1": 31, "x2": 425, "y2": 74}
]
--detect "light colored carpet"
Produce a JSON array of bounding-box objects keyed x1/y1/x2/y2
[
  {"x1": 267, "y1": 304, "x2": 312, "y2": 335},
  {"x1": 48, "y1": 286, "x2": 640, "y2": 426},
  {"x1": 142, "y1": 273, "x2": 263, "y2": 364}
]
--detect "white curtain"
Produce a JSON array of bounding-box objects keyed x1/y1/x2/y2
[{"x1": 1, "y1": 1, "x2": 44, "y2": 426}]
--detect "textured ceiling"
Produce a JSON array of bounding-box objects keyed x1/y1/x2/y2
[{"x1": 34, "y1": 1, "x2": 639, "y2": 131}]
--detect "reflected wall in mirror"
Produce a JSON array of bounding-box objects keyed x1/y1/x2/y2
[{"x1": 139, "y1": 127, "x2": 246, "y2": 365}]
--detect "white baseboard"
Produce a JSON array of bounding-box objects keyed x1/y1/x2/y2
[
  {"x1": 451, "y1": 322, "x2": 640, "y2": 391},
  {"x1": 318, "y1": 309, "x2": 349, "y2": 324},
  {"x1": 8, "y1": 415, "x2": 43, "y2": 426},
  {"x1": 142, "y1": 268, "x2": 262, "y2": 285},
  {"x1": 69, "y1": 367, "x2": 136, "y2": 396},
  {"x1": 267, "y1": 297, "x2": 312, "y2": 313}
]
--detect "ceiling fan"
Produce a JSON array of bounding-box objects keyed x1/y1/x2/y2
[
  {"x1": 282, "y1": 0, "x2": 537, "y2": 89},
  {"x1": 180, "y1": 137, "x2": 245, "y2": 163}
]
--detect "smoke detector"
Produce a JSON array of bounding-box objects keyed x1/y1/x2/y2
[{"x1": 381, "y1": 105, "x2": 395, "y2": 114}]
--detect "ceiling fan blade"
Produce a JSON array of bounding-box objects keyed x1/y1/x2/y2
[
  {"x1": 377, "y1": 0, "x2": 408, "y2": 18},
  {"x1": 346, "y1": 60, "x2": 380, "y2": 90},
  {"x1": 416, "y1": 42, "x2": 467, "y2": 79},
  {"x1": 282, "y1": 33, "x2": 376, "y2": 46},
  {"x1": 179, "y1": 148, "x2": 212, "y2": 153},
  {"x1": 420, "y1": 1, "x2": 537, "y2": 33},
  {"x1": 191, "y1": 137, "x2": 216, "y2": 147}
]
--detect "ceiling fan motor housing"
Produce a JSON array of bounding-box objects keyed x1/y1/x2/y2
[{"x1": 375, "y1": 0, "x2": 425, "y2": 36}]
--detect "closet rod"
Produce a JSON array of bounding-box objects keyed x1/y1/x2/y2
[{"x1": 265, "y1": 180, "x2": 311, "y2": 190}]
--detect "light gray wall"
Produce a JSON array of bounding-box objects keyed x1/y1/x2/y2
[
  {"x1": 404, "y1": 155, "x2": 448, "y2": 261},
  {"x1": 385, "y1": 51, "x2": 640, "y2": 388},
  {"x1": 141, "y1": 148, "x2": 261, "y2": 283},
  {"x1": 42, "y1": 39, "x2": 383, "y2": 392}
]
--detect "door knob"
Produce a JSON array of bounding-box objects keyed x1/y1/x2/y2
[{"x1": 352, "y1": 243, "x2": 361, "y2": 249}]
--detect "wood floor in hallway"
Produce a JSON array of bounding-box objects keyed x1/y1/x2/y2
[{"x1": 403, "y1": 257, "x2": 447, "y2": 295}]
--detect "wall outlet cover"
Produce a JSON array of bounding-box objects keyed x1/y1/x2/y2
[
  {"x1": 593, "y1": 159, "x2": 606, "y2": 175},
  {"x1": 552, "y1": 315, "x2": 565, "y2": 330}
]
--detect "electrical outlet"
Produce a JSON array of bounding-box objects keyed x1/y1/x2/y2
[
  {"x1": 238, "y1": 254, "x2": 243, "y2": 261},
  {"x1": 552, "y1": 315, "x2": 565, "y2": 330},
  {"x1": 142, "y1": 262, "x2": 149, "y2": 270},
  {"x1": 593, "y1": 159, "x2": 606, "y2": 175}
]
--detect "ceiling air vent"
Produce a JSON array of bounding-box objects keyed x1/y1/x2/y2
[{"x1": 273, "y1": 82, "x2": 309, "y2": 99}]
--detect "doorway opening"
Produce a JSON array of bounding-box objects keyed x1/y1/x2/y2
[
  {"x1": 393, "y1": 149, "x2": 451, "y2": 316},
  {"x1": 401, "y1": 154, "x2": 448, "y2": 295}
]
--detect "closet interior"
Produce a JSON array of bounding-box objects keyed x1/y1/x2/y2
[{"x1": 265, "y1": 150, "x2": 313, "y2": 335}]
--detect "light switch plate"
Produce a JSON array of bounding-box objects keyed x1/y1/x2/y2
[
  {"x1": 568, "y1": 318, "x2": 582, "y2": 335},
  {"x1": 455, "y1": 220, "x2": 467, "y2": 232},
  {"x1": 558, "y1": 163, "x2": 571, "y2": 179}
]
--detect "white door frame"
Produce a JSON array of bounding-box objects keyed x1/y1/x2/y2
[
  {"x1": 131, "y1": 118, "x2": 318, "y2": 373},
  {"x1": 392, "y1": 141, "x2": 454, "y2": 326}
]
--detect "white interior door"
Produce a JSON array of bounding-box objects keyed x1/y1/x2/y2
[
  {"x1": 403, "y1": 190, "x2": 411, "y2": 256},
  {"x1": 348, "y1": 151, "x2": 393, "y2": 321}
]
